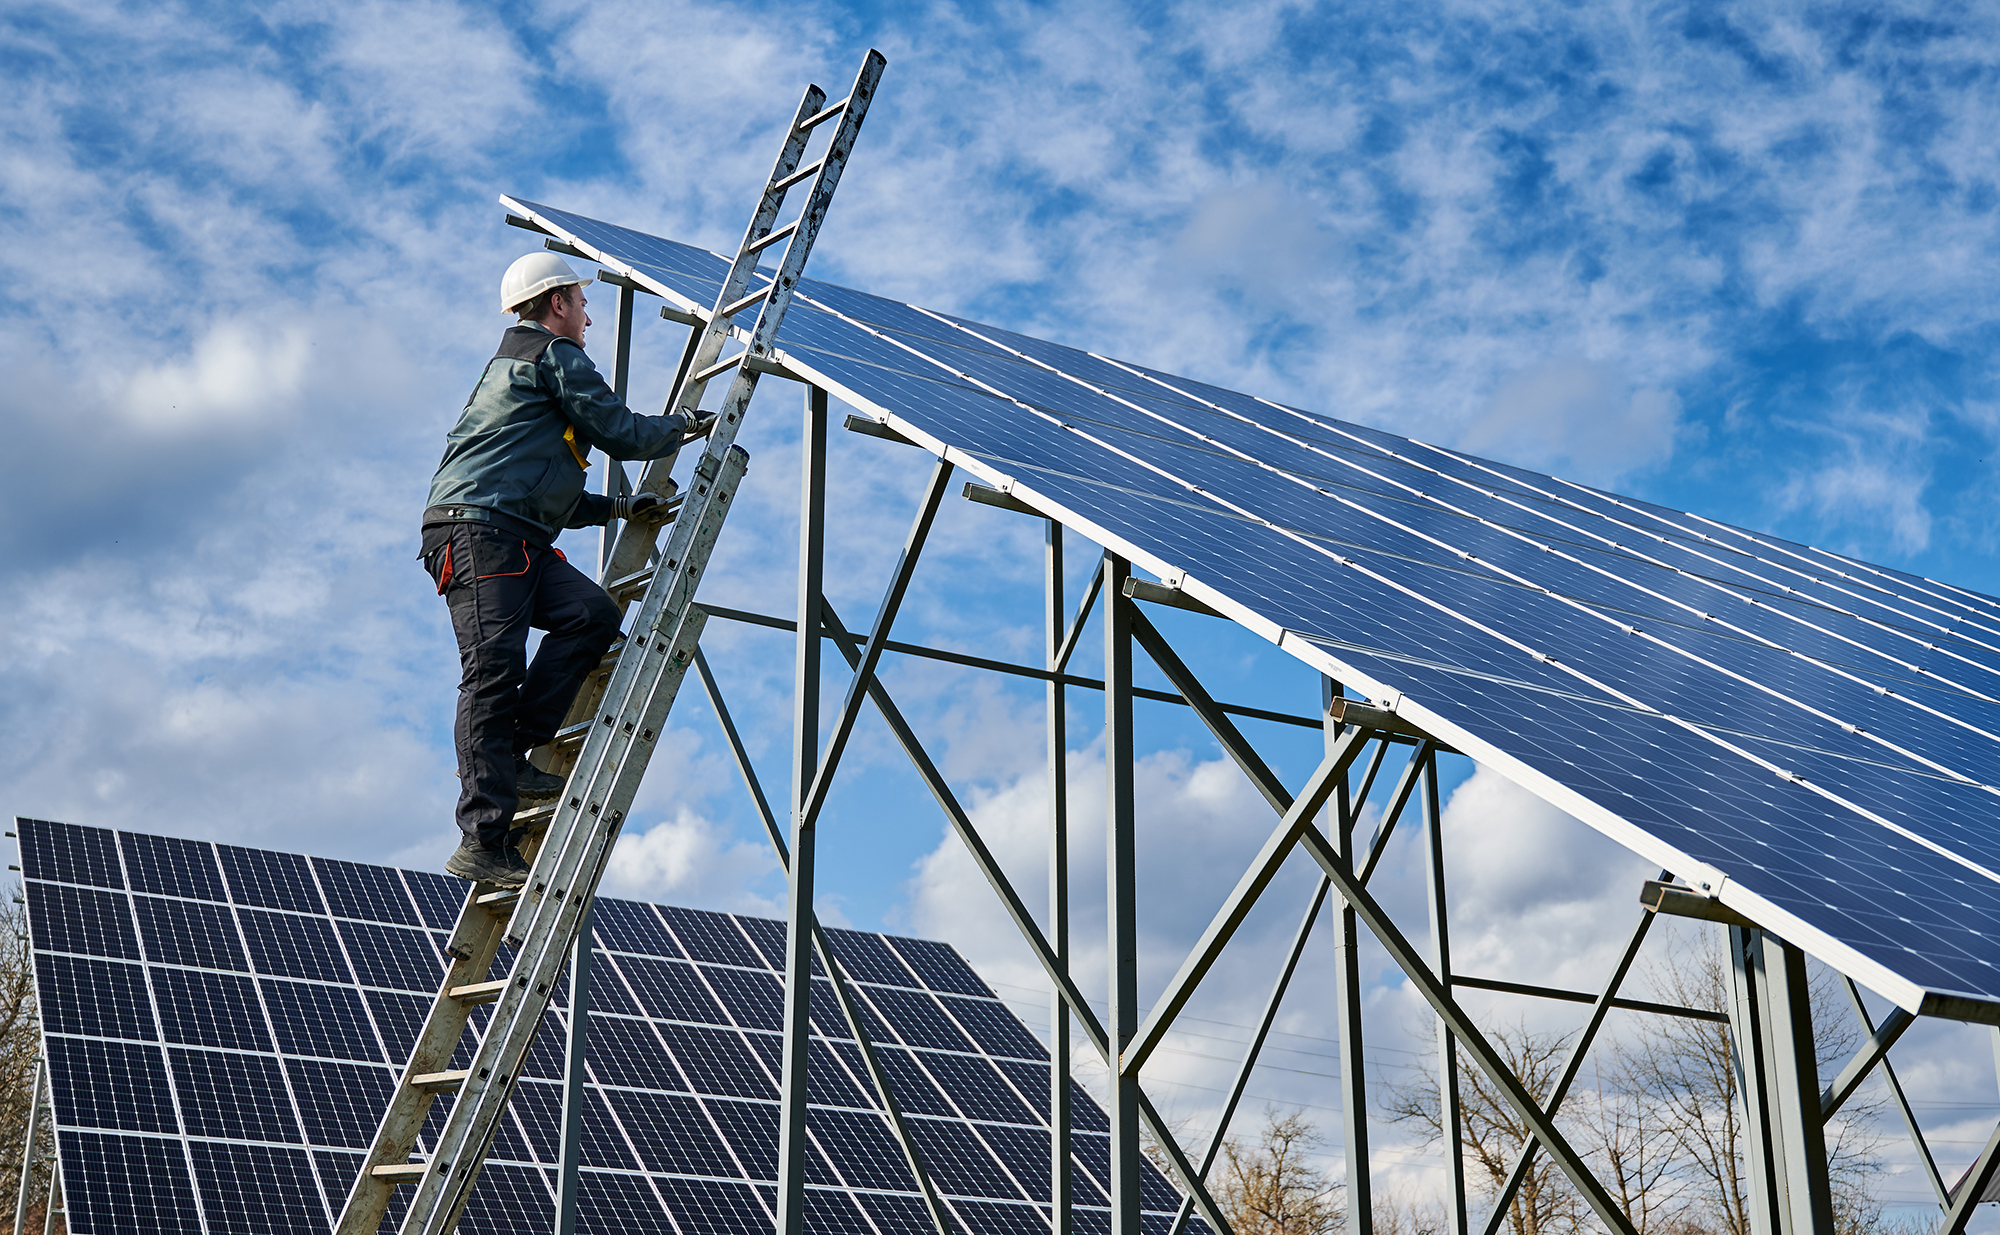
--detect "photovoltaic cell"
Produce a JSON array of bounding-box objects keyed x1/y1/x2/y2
[
  {"x1": 22, "y1": 818, "x2": 1206, "y2": 1235},
  {"x1": 503, "y1": 197, "x2": 2000, "y2": 1017}
]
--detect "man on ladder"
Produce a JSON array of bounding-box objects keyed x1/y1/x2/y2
[{"x1": 420, "y1": 252, "x2": 710, "y2": 888}]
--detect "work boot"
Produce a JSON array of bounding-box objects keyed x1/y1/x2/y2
[
  {"x1": 445, "y1": 838, "x2": 529, "y2": 888},
  {"x1": 514, "y1": 756, "x2": 565, "y2": 802}
]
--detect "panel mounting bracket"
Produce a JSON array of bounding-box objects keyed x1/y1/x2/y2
[{"x1": 1642, "y1": 878, "x2": 1755, "y2": 927}]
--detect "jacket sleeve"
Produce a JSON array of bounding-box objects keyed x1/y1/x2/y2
[
  {"x1": 564, "y1": 492, "x2": 617, "y2": 528},
  {"x1": 542, "y1": 339, "x2": 693, "y2": 460}
]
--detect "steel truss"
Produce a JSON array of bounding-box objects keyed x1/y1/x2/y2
[
  {"x1": 494, "y1": 259, "x2": 1995, "y2": 1235},
  {"x1": 628, "y1": 395, "x2": 1995, "y2": 1235}
]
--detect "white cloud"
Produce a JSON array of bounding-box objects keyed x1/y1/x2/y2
[
  {"x1": 1459, "y1": 358, "x2": 1684, "y2": 487},
  {"x1": 121, "y1": 319, "x2": 316, "y2": 433},
  {"x1": 599, "y1": 807, "x2": 784, "y2": 916}
]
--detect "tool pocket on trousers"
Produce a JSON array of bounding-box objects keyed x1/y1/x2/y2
[{"x1": 420, "y1": 525, "x2": 456, "y2": 595}]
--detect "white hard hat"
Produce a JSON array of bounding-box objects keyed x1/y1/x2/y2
[{"x1": 500, "y1": 251, "x2": 592, "y2": 313}]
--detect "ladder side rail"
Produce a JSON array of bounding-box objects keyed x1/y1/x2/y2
[
  {"x1": 509, "y1": 443, "x2": 739, "y2": 952},
  {"x1": 401, "y1": 457, "x2": 744, "y2": 1234},
  {"x1": 668, "y1": 82, "x2": 827, "y2": 421},
  {"x1": 336, "y1": 893, "x2": 511, "y2": 1234},
  {"x1": 599, "y1": 84, "x2": 829, "y2": 585},
  {"x1": 603, "y1": 51, "x2": 878, "y2": 585},
  {"x1": 412, "y1": 601, "x2": 716, "y2": 1235},
  {"x1": 349, "y1": 451, "x2": 738, "y2": 1235},
  {"x1": 367, "y1": 50, "x2": 886, "y2": 1235},
  {"x1": 738, "y1": 51, "x2": 885, "y2": 371}
]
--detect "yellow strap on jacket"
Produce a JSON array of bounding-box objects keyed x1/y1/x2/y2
[{"x1": 563, "y1": 425, "x2": 590, "y2": 469}]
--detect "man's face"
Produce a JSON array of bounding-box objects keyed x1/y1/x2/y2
[{"x1": 551, "y1": 286, "x2": 591, "y2": 346}]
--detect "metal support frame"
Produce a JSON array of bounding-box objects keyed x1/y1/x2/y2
[
  {"x1": 558, "y1": 285, "x2": 635, "y2": 1233},
  {"x1": 665, "y1": 422, "x2": 1984, "y2": 1235},
  {"x1": 1728, "y1": 927, "x2": 1836, "y2": 1235},
  {"x1": 554, "y1": 903, "x2": 593, "y2": 1235},
  {"x1": 1478, "y1": 877, "x2": 1665, "y2": 1235},
  {"x1": 1327, "y1": 679, "x2": 1373, "y2": 1235},
  {"x1": 775, "y1": 387, "x2": 828, "y2": 1235},
  {"x1": 11, "y1": 1056, "x2": 44, "y2": 1235},
  {"x1": 1106, "y1": 555, "x2": 1144, "y2": 1235},
  {"x1": 1423, "y1": 754, "x2": 1468, "y2": 1235},
  {"x1": 1047, "y1": 519, "x2": 1073, "y2": 1235},
  {"x1": 1842, "y1": 979, "x2": 1945, "y2": 1208},
  {"x1": 694, "y1": 641, "x2": 954, "y2": 1235}
]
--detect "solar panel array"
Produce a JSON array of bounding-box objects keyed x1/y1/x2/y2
[
  {"x1": 506, "y1": 196, "x2": 2000, "y2": 1021},
  {"x1": 19, "y1": 819, "x2": 1186, "y2": 1235}
]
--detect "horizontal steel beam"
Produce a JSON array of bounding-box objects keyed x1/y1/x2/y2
[
  {"x1": 700, "y1": 604, "x2": 1324, "y2": 728},
  {"x1": 1449, "y1": 975, "x2": 1727, "y2": 1023}
]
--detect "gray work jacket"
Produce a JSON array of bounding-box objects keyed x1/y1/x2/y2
[{"x1": 424, "y1": 322, "x2": 691, "y2": 541}]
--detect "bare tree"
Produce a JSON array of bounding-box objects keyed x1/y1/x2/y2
[
  {"x1": 1214, "y1": 1108, "x2": 1344, "y2": 1235},
  {"x1": 1385, "y1": 1021, "x2": 1586, "y2": 1235},
  {"x1": 1579, "y1": 1069, "x2": 1682, "y2": 1235},
  {"x1": 0, "y1": 883, "x2": 56, "y2": 1231},
  {"x1": 1615, "y1": 928, "x2": 1885, "y2": 1235}
]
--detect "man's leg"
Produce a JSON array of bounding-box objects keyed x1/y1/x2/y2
[
  {"x1": 444, "y1": 525, "x2": 540, "y2": 851},
  {"x1": 515, "y1": 550, "x2": 622, "y2": 764}
]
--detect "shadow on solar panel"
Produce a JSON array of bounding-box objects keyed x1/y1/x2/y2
[{"x1": 16, "y1": 820, "x2": 1202, "y2": 1235}]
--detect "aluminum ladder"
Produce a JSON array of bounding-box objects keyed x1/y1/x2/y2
[{"x1": 335, "y1": 49, "x2": 886, "y2": 1235}]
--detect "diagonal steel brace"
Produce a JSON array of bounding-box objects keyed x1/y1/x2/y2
[
  {"x1": 818, "y1": 600, "x2": 1236, "y2": 1235},
  {"x1": 693, "y1": 648, "x2": 955, "y2": 1235}
]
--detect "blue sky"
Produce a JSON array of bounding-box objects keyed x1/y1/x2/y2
[{"x1": 5, "y1": 0, "x2": 2000, "y2": 1220}]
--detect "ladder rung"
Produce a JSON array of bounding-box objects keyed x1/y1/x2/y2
[
  {"x1": 476, "y1": 889, "x2": 521, "y2": 914},
  {"x1": 552, "y1": 720, "x2": 592, "y2": 750},
  {"x1": 800, "y1": 96, "x2": 849, "y2": 131},
  {"x1": 410, "y1": 1070, "x2": 469, "y2": 1094},
  {"x1": 608, "y1": 568, "x2": 655, "y2": 599},
  {"x1": 745, "y1": 221, "x2": 798, "y2": 255},
  {"x1": 449, "y1": 979, "x2": 509, "y2": 1006},
  {"x1": 695, "y1": 353, "x2": 745, "y2": 384},
  {"x1": 720, "y1": 285, "x2": 772, "y2": 319},
  {"x1": 773, "y1": 156, "x2": 827, "y2": 192},
  {"x1": 512, "y1": 803, "x2": 555, "y2": 838},
  {"x1": 371, "y1": 1162, "x2": 427, "y2": 1183}
]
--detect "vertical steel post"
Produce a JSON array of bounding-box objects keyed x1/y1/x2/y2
[
  {"x1": 1047, "y1": 520, "x2": 1072, "y2": 1235},
  {"x1": 776, "y1": 386, "x2": 828, "y2": 1235},
  {"x1": 554, "y1": 903, "x2": 594, "y2": 1235},
  {"x1": 1729, "y1": 927, "x2": 1834, "y2": 1235},
  {"x1": 35, "y1": 1161, "x2": 54, "y2": 1235},
  {"x1": 12, "y1": 1056, "x2": 43, "y2": 1235},
  {"x1": 1325, "y1": 678, "x2": 1373, "y2": 1235},
  {"x1": 603, "y1": 283, "x2": 637, "y2": 575},
  {"x1": 1763, "y1": 935, "x2": 1834, "y2": 1235},
  {"x1": 1105, "y1": 558, "x2": 1142, "y2": 1235},
  {"x1": 1729, "y1": 925, "x2": 1782, "y2": 1235},
  {"x1": 1423, "y1": 755, "x2": 1468, "y2": 1235}
]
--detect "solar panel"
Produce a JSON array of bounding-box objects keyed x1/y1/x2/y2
[
  {"x1": 503, "y1": 196, "x2": 2000, "y2": 1023},
  {"x1": 19, "y1": 819, "x2": 1185, "y2": 1235}
]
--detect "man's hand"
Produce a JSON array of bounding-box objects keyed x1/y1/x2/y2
[
  {"x1": 684, "y1": 411, "x2": 719, "y2": 443},
  {"x1": 612, "y1": 485, "x2": 677, "y2": 523}
]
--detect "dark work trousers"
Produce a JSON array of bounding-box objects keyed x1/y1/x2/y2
[{"x1": 421, "y1": 521, "x2": 621, "y2": 848}]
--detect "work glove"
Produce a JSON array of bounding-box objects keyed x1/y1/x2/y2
[
  {"x1": 684, "y1": 410, "x2": 720, "y2": 443},
  {"x1": 612, "y1": 486, "x2": 676, "y2": 522}
]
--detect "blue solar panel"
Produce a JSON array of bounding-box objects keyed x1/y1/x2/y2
[
  {"x1": 22, "y1": 817, "x2": 1207, "y2": 1235},
  {"x1": 501, "y1": 197, "x2": 2000, "y2": 1019}
]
